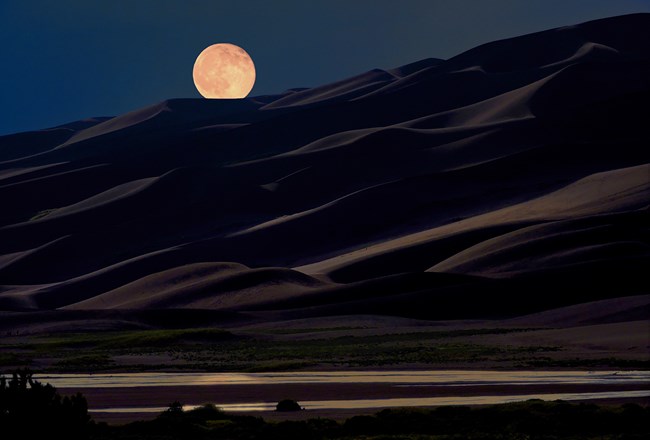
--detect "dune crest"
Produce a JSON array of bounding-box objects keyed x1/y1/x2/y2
[{"x1": 0, "y1": 14, "x2": 648, "y2": 318}]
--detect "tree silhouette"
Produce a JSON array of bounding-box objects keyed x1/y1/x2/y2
[{"x1": 0, "y1": 368, "x2": 92, "y2": 439}]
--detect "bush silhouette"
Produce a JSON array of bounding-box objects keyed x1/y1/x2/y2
[
  {"x1": 276, "y1": 399, "x2": 302, "y2": 412},
  {"x1": 86, "y1": 398, "x2": 649, "y2": 439},
  {"x1": 166, "y1": 400, "x2": 184, "y2": 413}
]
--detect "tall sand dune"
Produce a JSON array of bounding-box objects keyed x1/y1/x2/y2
[{"x1": 1, "y1": 14, "x2": 648, "y2": 319}]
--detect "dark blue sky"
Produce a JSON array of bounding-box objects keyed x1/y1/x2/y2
[{"x1": 1, "y1": 0, "x2": 649, "y2": 135}]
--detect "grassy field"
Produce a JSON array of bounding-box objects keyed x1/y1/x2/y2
[
  {"x1": 0, "y1": 327, "x2": 650, "y2": 372},
  {"x1": 2, "y1": 325, "x2": 646, "y2": 372}
]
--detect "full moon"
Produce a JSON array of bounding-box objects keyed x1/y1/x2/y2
[{"x1": 192, "y1": 43, "x2": 256, "y2": 99}]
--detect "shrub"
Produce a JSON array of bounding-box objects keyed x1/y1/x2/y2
[{"x1": 276, "y1": 399, "x2": 302, "y2": 412}]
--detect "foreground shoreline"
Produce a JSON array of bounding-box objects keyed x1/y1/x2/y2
[
  {"x1": 46, "y1": 369, "x2": 649, "y2": 424},
  {"x1": 89, "y1": 395, "x2": 650, "y2": 425}
]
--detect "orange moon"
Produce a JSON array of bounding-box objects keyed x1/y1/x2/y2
[{"x1": 192, "y1": 43, "x2": 256, "y2": 99}]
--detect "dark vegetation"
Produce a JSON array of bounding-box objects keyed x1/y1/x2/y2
[
  {"x1": 92, "y1": 400, "x2": 649, "y2": 440},
  {"x1": 0, "y1": 369, "x2": 93, "y2": 439},
  {"x1": 276, "y1": 399, "x2": 303, "y2": 412},
  {"x1": 1, "y1": 370, "x2": 647, "y2": 439},
  {"x1": 0, "y1": 327, "x2": 568, "y2": 372}
]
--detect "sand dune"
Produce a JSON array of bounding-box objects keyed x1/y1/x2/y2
[
  {"x1": 298, "y1": 166, "x2": 648, "y2": 278},
  {"x1": 0, "y1": 14, "x2": 648, "y2": 321},
  {"x1": 504, "y1": 295, "x2": 650, "y2": 327},
  {"x1": 64, "y1": 263, "x2": 328, "y2": 310}
]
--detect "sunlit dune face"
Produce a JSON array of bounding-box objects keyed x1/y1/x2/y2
[{"x1": 193, "y1": 43, "x2": 256, "y2": 99}]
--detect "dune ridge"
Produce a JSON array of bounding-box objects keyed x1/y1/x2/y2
[{"x1": 0, "y1": 14, "x2": 648, "y2": 320}]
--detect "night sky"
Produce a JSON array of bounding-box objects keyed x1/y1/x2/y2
[{"x1": 1, "y1": 0, "x2": 649, "y2": 136}]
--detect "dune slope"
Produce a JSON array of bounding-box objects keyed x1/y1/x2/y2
[{"x1": 0, "y1": 14, "x2": 648, "y2": 319}]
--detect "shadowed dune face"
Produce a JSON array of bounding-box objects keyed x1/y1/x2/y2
[{"x1": 1, "y1": 14, "x2": 649, "y2": 319}]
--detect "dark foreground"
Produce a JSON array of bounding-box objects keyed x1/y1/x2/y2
[
  {"x1": 3, "y1": 370, "x2": 648, "y2": 439},
  {"x1": 92, "y1": 401, "x2": 649, "y2": 440}
]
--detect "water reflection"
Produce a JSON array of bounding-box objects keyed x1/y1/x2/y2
[
  {"x1": 90, "y1": 390, "x2": 650, "y2": 414},
  {"x1": 39, "y1": 370, "x2": 650, "y2": 388}
]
